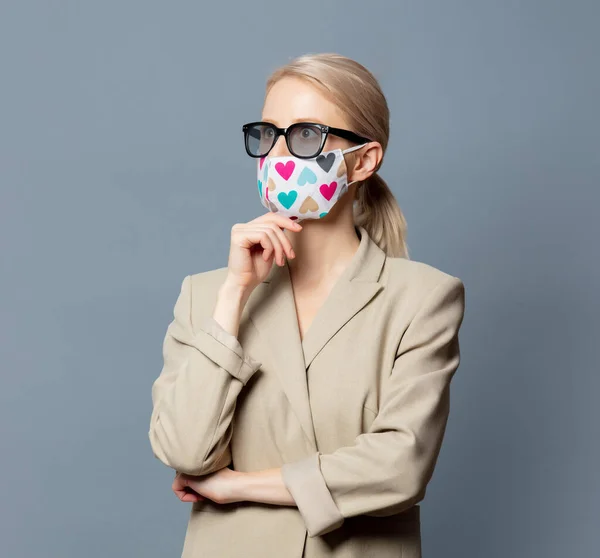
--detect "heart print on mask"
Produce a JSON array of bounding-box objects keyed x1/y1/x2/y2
[{"x1": 257, "y1": 143, "x2": 367, "y2": 221}]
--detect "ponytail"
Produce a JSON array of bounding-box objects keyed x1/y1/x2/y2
[{"x1": 354, "y1": 173, "x2": 410, "y2": 259}]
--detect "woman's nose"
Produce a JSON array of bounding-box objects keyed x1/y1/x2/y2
[{"x1": 269, "y1": 135, "x2": 292, "y2": 158}]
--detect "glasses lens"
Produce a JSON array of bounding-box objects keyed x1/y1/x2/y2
[
  {"x1": 246, "y1": 124, "x2": 276, "y2": 157},
  {"x1": 289, "y1": 124, "x2": 323, "y2": 157}
]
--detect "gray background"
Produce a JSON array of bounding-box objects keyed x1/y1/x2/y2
[{"x1": 1, "y1": 1, "x2": 598, "y2": 556}]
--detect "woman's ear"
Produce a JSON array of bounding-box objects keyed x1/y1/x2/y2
[{"x1": 347, "y1": 142, "x2": 383, "y2": 183}]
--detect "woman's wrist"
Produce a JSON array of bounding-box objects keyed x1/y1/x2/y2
[
  {"x1": 213, "y1": 278, "x2": 251, "y2": 337},
  {"x1": 220, "y1": 274, "x2": 251, "y2": 301},
  {"x1": 236, "y1": 468, "x2": 296, "y2": 507}
]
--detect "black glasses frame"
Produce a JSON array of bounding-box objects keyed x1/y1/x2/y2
[{"x1": 242, "y1": 121, "x2": 372, "y2": 159}]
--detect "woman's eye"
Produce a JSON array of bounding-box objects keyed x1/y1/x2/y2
[{"x1": 301, "y1": 128, "x2": 317, "y2": 139}]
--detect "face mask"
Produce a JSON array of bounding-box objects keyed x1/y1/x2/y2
[{"x1": 256, "y1": 143, "x2": 367, "y2": 222}]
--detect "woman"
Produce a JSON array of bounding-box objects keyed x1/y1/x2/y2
[{"x1": 149, "y1": 53, "x2": 466, "y2": 558}]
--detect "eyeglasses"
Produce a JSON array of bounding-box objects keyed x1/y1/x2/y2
[{"x1": 242, "y1": 121, "x2": 372, "y2": 159}]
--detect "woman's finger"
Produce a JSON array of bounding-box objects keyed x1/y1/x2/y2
[
  {"x1": 172, "y1": 473, "x2": 204, "y2": 502},
  {"x1": 231, "y1": 227, "x2": 275, "y2": 262},
  {"x1": 253, "y1": 225, "x2": 287, "y2": 266},
  {"x1": 175, "y1": 489, "x2": 202, "y2": 503},
  {"x1": 255, "y1": 224, "x2": 294, "y2": 262},
  {"x1": 254, "y1": 212, "x2": 303, "y2": 233},
  {"x1": 266, "y1": 223, "x2": 296, "y2": 260}
]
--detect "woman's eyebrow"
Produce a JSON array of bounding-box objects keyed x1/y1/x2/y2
[
  {"x1": 291, "y1": 117, "x2": 326, "y2": 125},
  {"x1": 260, "y1": 117, "x2": 327, "y2": 126}
]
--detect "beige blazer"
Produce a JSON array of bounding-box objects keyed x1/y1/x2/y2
[{"x1": 149, "y1": 225, "x2": 466, "y2": 558}]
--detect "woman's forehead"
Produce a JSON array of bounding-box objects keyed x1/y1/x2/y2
[{"x1": 262, "y1": 76, "x2": 349, "y2": 128}]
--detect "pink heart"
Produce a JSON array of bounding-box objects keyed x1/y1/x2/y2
[
  {"x1": 275, "y1": 161, "x2": 295, "y2": 181},
  {"x1": 319, "y1": 181, "x2": 337, "y2": 201},
  {"x1": 259, "y1": 156, "x2": 266, "y2": 170}
]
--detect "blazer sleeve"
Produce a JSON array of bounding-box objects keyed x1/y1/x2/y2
[
  {"x1": 148, "y1": 274, "x2": 262, "y2": 476},
  {"x1": 281, "y1": 275, "x2": 466, "y2": 537}
]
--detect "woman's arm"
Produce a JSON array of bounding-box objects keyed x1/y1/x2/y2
[
  {"x1": 181, "y1": 467, "x2": 296, "y2": 507},
  {"x1": 148, "y1": 274, "x2": 262, "y2": 476},
  {"x1": 214, "y1": 275, "x2": 465, "y2": 537}
]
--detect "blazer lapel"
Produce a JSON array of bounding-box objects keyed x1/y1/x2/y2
[
  {"x1": 247, "y1": 261, "x2": 317, "y2": 448},
  {"x1": 300, "y1": 226, "x2": 386, "y2": 368},
  {"x1": 246, "y1": 225, "x2": 386, "y2": 449}
]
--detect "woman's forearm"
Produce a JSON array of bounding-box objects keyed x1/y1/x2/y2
[
  {"x1": 213, "y1": 277, "x2": 251, "y2": 337},
  {"x1": 238, "y1": 468, "x2": 297, "y2": 507}
]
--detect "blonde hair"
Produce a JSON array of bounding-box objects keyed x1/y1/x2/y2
[{"x1": 265, "y1": 53, "x2": 409, "y2": 259}]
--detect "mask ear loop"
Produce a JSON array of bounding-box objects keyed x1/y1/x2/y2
[
  {"x1": 342, "y1": 143, "x2": 369, "y2": 186},
  {"x1": 341, "y1": 143, "x2": 368, "y2": 155}
]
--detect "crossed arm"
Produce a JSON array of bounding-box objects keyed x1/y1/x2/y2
[{"x1": 149, "y1": 274, "x2": 465, "y2": 537}]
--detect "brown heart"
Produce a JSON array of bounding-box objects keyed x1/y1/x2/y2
[
  {"x1": 299, "y1": 196, "x2": 319, "y2": 214},
  {"x1": 268, "y1": 178, "x2": 277, "y2": 191},
  {"x1": 336, "y1": 160, "x2": 347, "y2": 178}
]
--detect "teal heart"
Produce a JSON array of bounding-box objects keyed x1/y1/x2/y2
[
  {"x1": 298, "y1": 167, "x2": 317, "y2": 186},
  {"x1": 263, "y1": 163, "x2": 269, "y2": 182},
  {"x1": 257, "y1": 179, "x2": 263, "y2": 197},
  {"x1": 319, "y1": 212, "x2": 328, "y2": 218},
  {"x1": 278, "y1": 190, "x2": 298, "y2": 209}
]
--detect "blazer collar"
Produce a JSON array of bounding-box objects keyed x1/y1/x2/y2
[{"x1": 245, "y1": 225, "x2": 386, "y2": 448}]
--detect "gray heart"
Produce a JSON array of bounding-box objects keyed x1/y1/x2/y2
[{"x1": 316, "y1": 152, "x2": 335, "y2": 173}]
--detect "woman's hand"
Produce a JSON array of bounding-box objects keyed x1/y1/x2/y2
[
  {"x1": 172, "y1": 468, "x2": 243, "y2": 505},
  {"x1": 172, "y1": 467, "x2": 296, "y2": 507},
  {"x1": 226, "y1": 214, "x2": 302, "y2": 292},
  {"x1": 172, "y1": 471, "x2": 205, "y2": 503}
]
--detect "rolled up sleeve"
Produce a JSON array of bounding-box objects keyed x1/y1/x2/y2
[
  {"x1": 149, "y1": 274, "x2": 262, "y2": 476},
  {"x1": 282, "y1": 275, "x2": 466, "y2": 537}
]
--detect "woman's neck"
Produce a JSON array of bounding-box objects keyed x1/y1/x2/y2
[{"x1": 285, "y1": 220, "x2": 360, "y2": 288}]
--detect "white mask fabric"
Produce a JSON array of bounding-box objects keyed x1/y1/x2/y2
[{"x1": 256, "y1": 143, "x2": 367, "y2": 221}]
